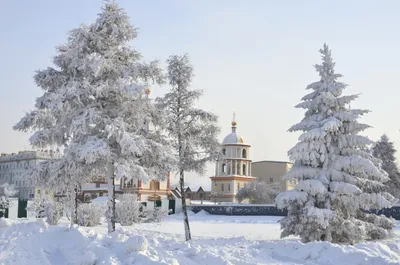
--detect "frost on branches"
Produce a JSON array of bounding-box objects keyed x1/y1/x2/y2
[
  {"x1": 115, "y1": 194, "x2": 143, "y2": 226},
  {"x1": 276, "y1": 44, "x2": 397, "y2": 244},
  {"x1": 156, "y1": 54, "x2": 220, "y2": 241},
  {"x1": 236, "y1": 181, "x2": 279, "y2": 204},
  {"x1": 372, "y1": 134, "x2": 400, "y2": 199},
  {"x1": 28, "y1": 195, "x2": 64, "y2": 225},
  {"x1": 13, "y1": 1, "x2": 174, "y2": 233},
  {"x1": 77, "y1": 203, "x2": 102, "y2": 227}
]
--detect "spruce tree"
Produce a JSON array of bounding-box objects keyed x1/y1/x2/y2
[
  {"x1": 14, "y1": 1, "x2": 174, "y2": 233},
  {"x1": 276, "y1": 44, "x2": 397, "y2": 244},
  {"x1": 372, "y1": 134, "x2": 400, "y2": 198}
]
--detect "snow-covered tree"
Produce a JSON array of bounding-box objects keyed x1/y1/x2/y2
[
  {"x1": 236, "y1": 181, "x2": 279, "y2": 204},
  {"x1": 276, "y1": 44, "x2": 397, "y2": 244},
  {"x1": 156, "y1": 54, "x2": 220, "y2": 241},
  {"x1": 115, "y1": 194, "x2": 143, "y2": 225},
  {"x1": 372, "y1": 134, "x2": 400, "y2": 199},
  {"x1": 0, "y1": 183, "x2": 18, "y2": 215},
  {"x1": 77, "y1": 203, "x2": 102, "y2": 227},
  {"x1": 144, "y1": 206, "x2": 169, "y2": 223},
  {"x1": 28, "y1": 195, "x2": 64, "y2": 225},
  {"x1": 14, "y1": 1, "x2": 174, "y2": 233}
]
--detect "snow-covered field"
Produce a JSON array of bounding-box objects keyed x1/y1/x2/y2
[{"x1": 0, "y1": 212, "x2": 400, "y2": 265}]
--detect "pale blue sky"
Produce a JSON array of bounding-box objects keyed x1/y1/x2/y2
[{"x1": 1, "y1": 1, "x2": 400, "y2": 189}]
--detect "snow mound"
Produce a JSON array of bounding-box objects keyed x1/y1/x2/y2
[
  {"x1": 196, "y1": 210, "x2": 210, "y2": 216},
  {"x1": 0, "y1": 218, "x2": 11, "y2": 228},
  {"x1": 124, "y1": 235, "x2": 148, "y2": 253},
  {"x1": 0, "y1": 219, "x2": 399, "y2": 264}
]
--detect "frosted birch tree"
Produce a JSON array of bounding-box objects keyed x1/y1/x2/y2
[
  {"x1": 372, "y1": 134, "x2": 400, "y2": 198},
  {"x1": 14, "y1": 1, "x2": 174, "y2": 233},
  {"x1": 276, "y1": 44, "x2": 397, "y2": 244},
  {"x1": 156, "y1": 54, "x2": 220, "y2": 241}
]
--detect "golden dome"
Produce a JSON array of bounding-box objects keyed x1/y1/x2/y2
[
  {"x1": 231, "y1": 121, "x2": 237, "y2": 126},
  {"x1": 145, "y1": 88, "x2": 151, "y2": 95}
]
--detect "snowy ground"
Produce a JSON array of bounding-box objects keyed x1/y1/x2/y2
[{"x1": 0, "y1": 212, "x2": 400, "y2": 265}]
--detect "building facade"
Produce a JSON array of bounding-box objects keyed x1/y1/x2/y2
[
  {"x1": 119, "y1": 173, "x2": 172, "y2": 202},
  {"x1": 210, "y1": 120, "x2": 257, "y2": 202},
  {"x1": 0, "y1": 150, "x2": 58, "y2": 199},
  {"x1": 251, "y1": 160, "x2": 296, "y2": 191}
]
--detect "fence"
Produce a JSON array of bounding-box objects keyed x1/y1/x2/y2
[
  {"x1": 188, "y1": 204, "x2": 287, "y2": 216},
  {"x1": 188, "y1": 204, "x2": 400, "y2": 220}
]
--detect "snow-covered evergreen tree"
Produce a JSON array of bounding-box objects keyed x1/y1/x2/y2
[
  {"x1": 14, "y1": 1, "x2": 174, "y2": 233},
  {"x1": 156, "y1": 54, "x2": 220, "y2": 241},
  {"x1": 276, "y1": 44, "x2": 397, "y2": 244},
  {"x1": 372, "y1": 134, "x2": 400, "y2": 198}
]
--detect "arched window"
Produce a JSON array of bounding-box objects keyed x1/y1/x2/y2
[
  {"x1": 222, "y1": 148, "x2": 226, "y2": 155},
  {"x1": 237, "y1": 163, "x2": 241, "y2": 175},
  {"x1": 150, "y1": 180, "x2": 160, "y2": 190},
  {"x1": 242, "y1": 149, "x2": 247, "y2": 158},
  {"x1": 222, "y1": 164, "x2": 226, "y2": 173},
  {"x1": 242, "y1": 164, "x2": 246, "y2": 176}
]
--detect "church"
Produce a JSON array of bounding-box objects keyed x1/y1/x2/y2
[{"x1": 210, "y1": 118, "x2": 257, "y2": 202}]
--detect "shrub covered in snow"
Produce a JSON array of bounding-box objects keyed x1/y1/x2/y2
[
  {"x1": 277, "y1": 44, "x2": 397, "y2": 244},
  {"x1": 144, "y1": 206, "x2": 169, "y2": 223},
  {"x1": 236, "y1": 181, "x2": 280, "y2": 204},
  {"x1": 28, "y1": 196, "x2": 63, "y2": 225},
  {"x1": 115, "y1": 194, "x2": 168, "y2": 225},
  {"x1": 115, "y1": 194, "x2": 143, "y2": 226},
  {"x1": 77, "y1": 203, "x2": 102, "y2": 227}
]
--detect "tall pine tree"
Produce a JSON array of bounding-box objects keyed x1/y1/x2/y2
[
  {"x1": 372, "y1": 134, "x2": 400, "y2": 198},
  {"x1": 14, "y1": 1, "x2": 174, "y2": 232},
  {"x1": 276, "y1": 44, "x2": 397, "y2": 244},
  {"x1": 156, "y1": 54, "x2": 220, "y2": 241}
]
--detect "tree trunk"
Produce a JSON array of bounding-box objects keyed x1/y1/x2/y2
[
  {"x1": 107, "y1": 162, "x2": 116, "y2": 233},
  {"x1": 70, "y1": 187, "x2": 76, "y2": 227},
  {"x1": 180, "y1": 170, "x2": 191, "y2": 241},
  {"x1": 74, "y1": 187, "x2": 78, "y2": 224}
]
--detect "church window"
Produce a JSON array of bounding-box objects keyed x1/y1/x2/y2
[
  {"x1": 150, "y1": 180, "x2": 160, "y2": 190},
  {"x1": 222, "y1": 148, "x2": 226, "y2": 155},
  {"x1": 222, "y1": 164, "x2": 226, "y2": 173},
  {"x1": 221, "y1": 183, "x2": 224, "y2": 191},
  {"x1": 237, "y1": 163, "x2": 241, "y2": 175},
  {"x1": 242, "y1": 164, "x2": 246, "y2": 175},
  {"x1": 242, "y1": 149, "x2": 247, "y2": 158}
]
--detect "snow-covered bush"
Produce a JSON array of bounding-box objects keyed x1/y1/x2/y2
[
  {"x1": 77, "y1": 203, "x2": 102, "y2": 227},
  {"x1": 28, "y1": 196, "x2": 63, "y2": 225},
  {"x1": 236, "y1": 181, "x2": 280, "y2": 204},
  {"x1": 144, "y1": 206, "x2": 169, "y2": 223},
  {"x1": 115, "y1": 194, "x2": 143, "y2": 226},
  {"x1": 277, "y1": 44, "x2": 397, "y2": 244}
]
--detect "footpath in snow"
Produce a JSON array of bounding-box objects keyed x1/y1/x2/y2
[{"x1": 0, "y1": 213, "x2": 400, "y2": 265}]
